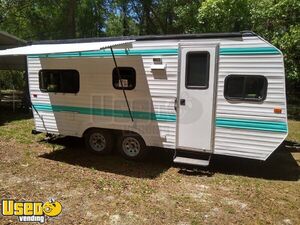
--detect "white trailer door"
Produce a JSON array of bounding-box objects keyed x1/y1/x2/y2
[{"x1": 176, "y1": 44, "x2": 218, "y2": 152}]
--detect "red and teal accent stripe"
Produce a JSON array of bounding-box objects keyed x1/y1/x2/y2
[{"x1": 33, "y1": 104, "x2": 287, "y2": 133}]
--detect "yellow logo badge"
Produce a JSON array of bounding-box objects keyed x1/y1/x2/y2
[
  {"x1": 1, "y1": 199, "x2": 62, "y2": 223},
  {"x1": 42, "y1": 201, "x2": 62, "y2": 217}
]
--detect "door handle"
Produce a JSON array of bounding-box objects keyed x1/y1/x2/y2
[
  {"x1": 180, "y1": 99, "x2": 186, "y2": 106},
  {"x1": 174, "y1": 98, "x2": 177, "y2": 111}
]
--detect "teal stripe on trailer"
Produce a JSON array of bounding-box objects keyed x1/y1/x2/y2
[
  {"x1": 28, "y1": 48, "x2": 179, "y2": 58},
  {"x1": 220, "y1": 47, "x2": 280, "y2": 55},
  {"x1": 33, "y1": 104, "x2": 287, "y2": 132},
  {"x1": 33, "y1": 104, "x2": 177, "y2": 122},
  {"x1": 216, "y1": 117, "x2": 287, "y2": 133},
  {"x1": 28, "y1": 46, "x2": 280, "y2": 58}
]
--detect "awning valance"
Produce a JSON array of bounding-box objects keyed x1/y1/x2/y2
[{"x1": 0, "y1": 40, "x2": 135, "y2": 56}]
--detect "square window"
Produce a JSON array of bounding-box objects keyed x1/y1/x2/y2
[
  {"x1": 39, "y1": 70, "x2": 79, "y2": 93},
  {"x1": 112, "y1": 67, "x2": 136, "y2": 90},
  {"x1": 185, "y1": 52, "x2": 210, "y2": 89},
  {"x1": 224, "y1": 75, "x2": 267, "y2": 102}
]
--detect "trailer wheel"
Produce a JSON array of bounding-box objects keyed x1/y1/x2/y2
[
  {"x1": 84, "y1": 129, "x2": 112, "y2": 154},
  {"x1": 118, "y1": 133, "x2": 147, "y2": 160}
]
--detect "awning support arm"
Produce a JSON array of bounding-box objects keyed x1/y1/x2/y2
[{"x1": 110, "y1": 47, "x2": 134, "y2": 122}]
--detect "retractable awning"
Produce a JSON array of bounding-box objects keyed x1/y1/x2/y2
[
  {"x1": 0, "y1": 31, "x2": 27, "y2": 70},
  {"x1": 0, "y1": 40, "x2": 135, "y2": 56},
  {"x1": 0, "y1": 39, "x2": 136, "y2": 121}
]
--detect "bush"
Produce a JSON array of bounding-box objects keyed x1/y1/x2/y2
[{"x1": 0, "y1": 71, "x2": 25, "y2": 91}]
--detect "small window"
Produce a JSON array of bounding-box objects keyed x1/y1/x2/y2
[
  {"x1": 185, "y1": 51, "x2": 210, "y2": 89},
  {"x1": 224, "y1": 75, "x2": 267, "y2": 101},
  {"x1": 112, "y1": 67, "x2": 136, "y2": 90},
  {"x1": 39, "y1": 70, "x2": 79, "y2": 93}
]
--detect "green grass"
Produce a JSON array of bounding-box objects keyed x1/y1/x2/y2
[
  {"x1": 287, "y1": 120, "x2": 300, "y2": 143},
  {"x1": 0, "y1": 118, "x2": 36, "y2": 144},
  {"x1": 0, "y1": 106, "x2": 44, "y2": 144},
  {"x1": 0, "y1": 109, "x2": 299, "y2": 225}
]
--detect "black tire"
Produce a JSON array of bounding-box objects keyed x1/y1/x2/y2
[
  {"x1": 84, "y1": 129, "x2": 113, "y2": 154},
  {"x1": 118, "y1": 133, "x2": 147, "y2": 161}
]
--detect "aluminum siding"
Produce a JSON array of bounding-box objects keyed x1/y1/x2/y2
[
  {"x1": 27, "y1": 35, "x2": 287, "y2": 160},
  {"x1": 214, "y1": 36, "x2": 287, "y2": 160}
]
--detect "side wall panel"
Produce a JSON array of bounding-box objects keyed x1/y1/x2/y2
[
  {"x1": 28, "y1": 58, "x2": 59, "y2": 134},
  {"x1": 214, "y1": 36, "x2": 288, "y2": 160},
  {"x1": 28, "y1": 43, "x2": 179, "y2": 149},
  {"x1": 28, "y1": 36, "x2": 288, "y2": 160}
]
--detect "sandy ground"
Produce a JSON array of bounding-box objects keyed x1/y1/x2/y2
[
  {"x1": 0, "y1": 111, "x2": 299, "y2": 224},
  {"x1": 0, "y1": 135, "x2": 299, "y2": 225}
]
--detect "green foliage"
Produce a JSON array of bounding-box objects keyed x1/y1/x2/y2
[
  {"x1": 0, "y1": 0, "x2": 298, "y2": 91},
  {"x1": 76, "y1": 0, "x2": 106, "y2": 38},
  {"x1": 273, "y1": 25, "x2": 300, "y2": 82},
  {"x1": 106, "y1": 14, "x2": 139, "y2": 36},
  {"x1": 0, "y1": 71, "x2": 25, "y2": 90},
  {"x1": 106, "y1": 14, "x2": 124, "y2": 36},
  {"x1": 249, "y1": 0, "x2": 300, "y2": 83},
  {"x1": 198, "y1": 0, "x2": 252, "y2": 32},
  {"x1": 0, "y1": 0, "x2": 107, "y2": 40},
  {"x1": 0, "y1": 1, "x2": 67, "y2": 40},
  {"x1": 197, "y1": 0, "x2": 300, "y2": 83},
  {"x1": 174, "y1": 1, "x2": 202, "y2": 33}
]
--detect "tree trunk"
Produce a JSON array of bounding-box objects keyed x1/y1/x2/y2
[
  {"x1": 65, "y1": 0, "x2": 76, "y2": 38},
  {"x1": 143, "y1": 1, "x2": 151, "y2": 35}
]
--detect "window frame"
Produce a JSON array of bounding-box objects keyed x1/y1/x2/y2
[
  {"x1": 185, "y1": 51, "x2": 210, "y2": 90},
  {"x1": 112, "y1": 67, "x2": 136, "y2": 90},
  {"x1": 38, "y1": 69, "x2": 80, "y2": 94},
  {"x1": 224, "y1": 74, "x2": 268, "y2": 102}
]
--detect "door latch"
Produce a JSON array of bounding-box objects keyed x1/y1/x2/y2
[{"x1": 180, "y1": 99, "x2": 186, "y2": 106}]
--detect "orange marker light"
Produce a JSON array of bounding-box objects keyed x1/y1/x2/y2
[{"x1": 274, "y1": 107, "x2": 282, "y2": 114}]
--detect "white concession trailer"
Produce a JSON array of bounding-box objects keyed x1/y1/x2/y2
[{"x1": 0, "y1": 32, "x2": 288, "y2": 166}]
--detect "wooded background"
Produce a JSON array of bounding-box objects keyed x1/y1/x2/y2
[{"x1": 0, "y1": 0, "x2": 299, "y2": 101}]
